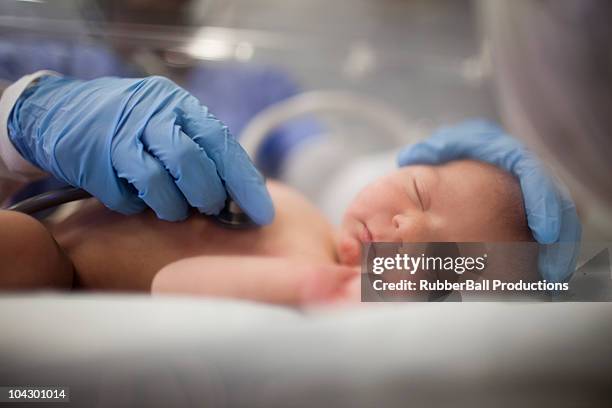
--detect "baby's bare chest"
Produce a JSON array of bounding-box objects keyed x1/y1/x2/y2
[{"x1": 50, "y1": 203, "x2": 336, "y2": 291}]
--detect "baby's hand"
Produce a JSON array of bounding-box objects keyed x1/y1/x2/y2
[
  {"x1": 303, "y1": 266, "x2": 362, "y2": 306},
  {"x1": 295, "y1": 263, "x2": 357, "y2": 304},
  {"x1": 330, "y1": 273, "x2": 362, "y2": 304}
]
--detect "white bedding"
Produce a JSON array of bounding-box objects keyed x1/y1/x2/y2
[{"x1": 1, "y1": 294, "x2": 611, "y2": 407}]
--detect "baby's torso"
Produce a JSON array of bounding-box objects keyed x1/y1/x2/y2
[{"x1": 48, "y1": 182, "x2": 337, "y2": 291}]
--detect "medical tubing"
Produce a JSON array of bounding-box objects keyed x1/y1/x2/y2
[
  {"x1": 5, "y1": 187, "x2": 258, "y2": 229},
  {"x1": 239, "y1": 90, "x2": 414, "y2": 160},
  {"x1": 6, "y1": 187, "x2": 92, "y2": 214}
]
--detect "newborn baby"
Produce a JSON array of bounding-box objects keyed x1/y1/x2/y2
[{"x1": 0, "y1": 160, "x2": 534, "y2": 305}]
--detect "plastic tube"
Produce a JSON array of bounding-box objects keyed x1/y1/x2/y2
[{"x1": 239, "y1": 90, "x2": 415, "y2": 160}]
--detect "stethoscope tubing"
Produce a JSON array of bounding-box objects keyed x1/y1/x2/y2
[{"x1": 6, "y1": 186, "x2": 256, "y2": 229}]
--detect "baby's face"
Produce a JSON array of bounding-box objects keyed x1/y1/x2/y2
[{"x1": 337, "y1": 160, "x2": 530, "y2": 265}]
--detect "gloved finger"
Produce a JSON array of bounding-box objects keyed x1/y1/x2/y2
[
  {"x1": 141, "y1": 114, "x2": 227, "y2": 215},
  {"x1": 538, "y1": 242, "x2": 580, "y2": 284},
  {"x1": 178, "y1": 98, "x2": 275, "y2": 225},
  {"x1": 513, "y1": 153, "x2": 562, "y2": 244},
  {"x1": 52, "y1": 134, "x2": 147, "y2": 216},
  {"x1": 82, "y1": 177, "x2": 147, "y2": 216},
  {"x1": 397, "y1": 119, "x2": 563, "y2": 243},
  {"x1": 397, "y1": 119, "x2": 510, "y2": 167},
  {"x1": 112, "y1": 140, "x2": 189, "y2": 222},
  {"x1": 556, "y1": 185, "x2": 582, "y2": 244},
  {"x1": 537, "y1": 184, "x2": 582, "y2": 282}
]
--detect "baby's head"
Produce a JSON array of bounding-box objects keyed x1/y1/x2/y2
[{"x1": 338, "y1": 160, "x2": 533, "y2": 265}]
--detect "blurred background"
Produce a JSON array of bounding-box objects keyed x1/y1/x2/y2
[
  {"x1": 1, "y1": 0, "x2": 498, "y2": 221},
  {"x1": 2, "y1": 0, "x2": 611, "y2": 236},
  {"x1": 0, "y1": 0, "x2": 495, "y2": 122}
]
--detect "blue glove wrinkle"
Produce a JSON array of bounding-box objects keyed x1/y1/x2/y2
[
  {"x1": 141, "y1": 114, "x2": 226, "y2": 215},
  {"x1": 538, "y1": 177, "x2": 582, "y2": 282},
  {"x1": 178, "y1": 98, "x2": 274, "y2": 225},
  {"x1": 109, "y1": 78, "x2": 191, "y2": 220},
  {"x1": 512, "y1": 151, "x2": 562, "y2": 244}
]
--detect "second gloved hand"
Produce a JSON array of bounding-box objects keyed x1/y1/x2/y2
[
  {"x1": 398, "y1": 119, "x2": 581, "y2": 282},
  {"x1": 7, "y1": 75, "x2": 274, "y2": 224}
]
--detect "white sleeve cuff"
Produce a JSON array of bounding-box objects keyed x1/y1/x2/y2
[{"x1": 0, "y1": 70, "x2": 60, "y2": 182}]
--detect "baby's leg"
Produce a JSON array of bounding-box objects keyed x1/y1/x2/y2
[{"x1": 0, "y1": 210, "x2": 73, "y2": 290}]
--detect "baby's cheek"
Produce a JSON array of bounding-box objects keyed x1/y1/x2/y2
[
  {"x1": 396, "y1": 215, "x2": 436, "y2": 242},
  {"x1": 337, "y1": 235, "x2": 361, "y2": 266}
]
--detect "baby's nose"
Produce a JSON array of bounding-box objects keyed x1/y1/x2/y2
[{"x1": 392, "y1": 215, "x2": 402, "y2": 230}]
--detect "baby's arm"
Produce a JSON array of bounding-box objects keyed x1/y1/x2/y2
[
  {"x1": 152, "y1": 256, "x2": 357, "y2": 306},
  {"x1": 0, "y1": 210, "x2": 73, "y2": 290}
]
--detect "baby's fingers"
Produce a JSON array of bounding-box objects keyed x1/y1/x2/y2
[{"x1": 299, "y1": 263, "x2": 358, "y2": 304}]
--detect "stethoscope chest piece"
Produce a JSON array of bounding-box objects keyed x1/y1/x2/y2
[{"x1": 212, "y1": 198, "x2": 257, "y2": 229}]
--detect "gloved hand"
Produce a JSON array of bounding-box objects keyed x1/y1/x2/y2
[
  {"x1": 397, "y1": 119, "x2": 581, "y2": 282},
  {"x1": 7, "y1": 75, "x2": 274, "y2": 224}
]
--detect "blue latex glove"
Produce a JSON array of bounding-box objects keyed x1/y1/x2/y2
[
  {"x1": 397, "y1": 119, "x2": 581, "y2": 282},
  {"x1": 8, "y1": 75, "x2": 274, "y2": 224}
]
